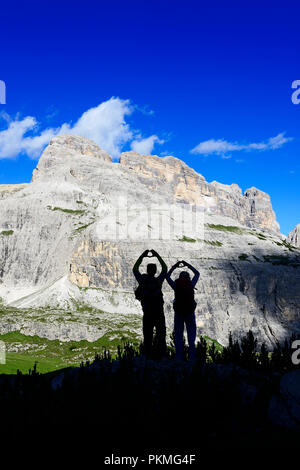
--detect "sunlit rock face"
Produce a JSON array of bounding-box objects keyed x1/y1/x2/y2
[
  {"x1": 119, "y1": 151, "x2": 280, "y2": 233},
  {"x1": 0, "y1": 134, "x2": 299, "y2": 348},
  {"x1": 288, "y1": 224, "x2": 300, "y2": 248}
]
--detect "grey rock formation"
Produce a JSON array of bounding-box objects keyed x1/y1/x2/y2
[
  {"x1": 288, "y1": 224, "x2": 300, "y2": 248},
  {"x1": 0, "y1": 134, "x2": 299, "y2": 347},
  {"x1": 120, "y1": 151, "x2": 280, "y2": 233},
  {"x1": 0, "y1": 184, "x2": 28, "y2": 200}
]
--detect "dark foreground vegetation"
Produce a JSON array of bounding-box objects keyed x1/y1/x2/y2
[{"x1": 1, "y1": 331, "x2": 300, "y2": 456}]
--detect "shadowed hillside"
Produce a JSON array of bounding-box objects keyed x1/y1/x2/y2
[{"x1": 1, "y1": 331, "x2": 300, "y2": 454}]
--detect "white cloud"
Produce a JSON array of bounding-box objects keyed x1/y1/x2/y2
[
  {"x1": 221, "y1": 154, "x2": 232, "y2": 160},
  {"x1": 62, "y1": 98, "x2": 133, "y2": 158},
  {"x1": 130, "y1": 135, "x2": 164, "y2": 154},
  {"x1": 191, "y1": 139, "x2": 239, "y2": 156},
  {"x1": 0, "y1": 115, "x2": 55, "y2": 159},
  {"x1": 190, "y1": 133, "x2": 292, "y2": 158},
  {"x1": 265, "y1": 133, "x2": 292, "y2": 149},
  {"x1": 134, "y1": 104, "x2": 155, "y2": 116},
  {"x1": 0, "y1": 97, "x2": 163, "y2": 160},
  {"x1": 45, "y1": 105, "x2": 59, "y2": 121}
]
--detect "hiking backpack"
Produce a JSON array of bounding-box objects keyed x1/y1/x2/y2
[
  {"x1": 134, "y1": 275, "x2": 163, "y2": 305},
  {"x1": 174, "y1": 277, "x2": 196, "y2": 315}
]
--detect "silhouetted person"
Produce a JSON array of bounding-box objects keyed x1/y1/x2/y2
[
  {"x1": 133, "y1": 249, "x2": 167, "y2": 359},
  {"x1": 166, "y1": 260, "x2": 199, "y2": 361}
]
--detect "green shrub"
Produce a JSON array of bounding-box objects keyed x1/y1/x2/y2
[
  {"x1": 206, "y1": 224, "x2": 242, "y2": 233},
  {"x1": 238, "y1": 253, "x2": 249, "y2": 261},
  {"x1": 74, "y1": 222, "x2": 94, "y2": 232},
  {"x1": 47, "y1": 206, "x2": 85, "y2": 215},
  {"x1": 274, "y1": 240, "x2": 297, "y2": 251},
  {"x1": 204, "y1": 240, "x2": 222, "y2": 246},
  {"x1": 179, "y1": 235, "x2": 196, "y2": 242},
  {"x1": 263, "y1": 255, "x2": 296, "y2": 266}
]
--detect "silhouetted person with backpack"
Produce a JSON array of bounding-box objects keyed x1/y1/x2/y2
[
  {"x1": 133, "y1": 249, "x2": 167, "y2": 359},
  {"x1": 166, "y1": 260, "x2": 199, "y2": 361}
]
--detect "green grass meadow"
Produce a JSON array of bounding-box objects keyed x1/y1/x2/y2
[{"x1": 0, "y1": 331, "x2": 140, "y2": 374}]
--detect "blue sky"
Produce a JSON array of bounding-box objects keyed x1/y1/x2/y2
[{"x1": 0, "y1": 0, "x2": 299, "y2": 234}]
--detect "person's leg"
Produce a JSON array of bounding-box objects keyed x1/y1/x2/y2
[
  {"x1": 143, "y1": 312, "x2": 154, "y2": 358},
  {"x1": 185, "y1": 312, "x2": 197, "y2": 361},
  {"x1": 155, "y1": 306, "x2": 167, "y2": 358},
  {"x1": 174, "y1": 313, "x2": 184, "y2": 360}
]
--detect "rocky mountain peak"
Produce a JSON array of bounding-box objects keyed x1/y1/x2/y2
[
  {"x1": 28, "y1": 134, "x2": 280, "y2": 234},
  {"x1": 49, "y1": 134, "x2": 112, "y2": 160},
  {"x1": 120, "y1": 150, "x2": 205, "y2": 180},
  {"x1": 244, "y1": 187, "x2": 271, "y2": 200},
  {"x1": 32, "y1": 134, "x2": 112, "y2": 182},
  {"x1": 288, "y1": 224, "x2": 300, "y2": 247},
  {"x1": 242, "y1": 186, "x2": 280, "y2": 233}
]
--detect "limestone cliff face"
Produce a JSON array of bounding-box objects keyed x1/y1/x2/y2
[
  {"x1": 288, "y1": 224, "x2": 300, "y2": 248},
  {"x1": 120, "y1": 151, "x2": 206, "y2": 206},
  {"x1": 120, "y1": 151, "x2": 280, "y2": 233},
  {"x1": 32, "y1": 134, "x2": 112, "y2": 182},
  {"x1": 0, "y1": 184, "x2": 28, "y2": 200},
  {"x1": 0, "y1": 134, "x2": 299, "y2": 348}
]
